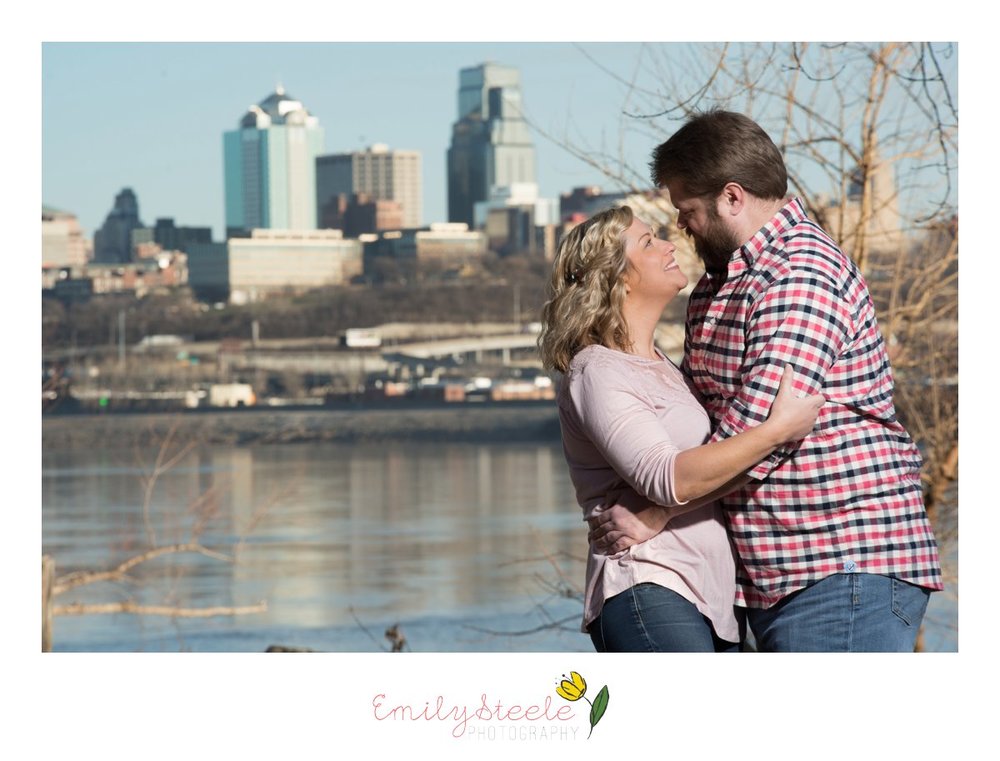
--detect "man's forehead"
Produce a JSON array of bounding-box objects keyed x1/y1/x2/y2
[{"x1": 664, "y1": 181, "x2": 698, "y2": 206}]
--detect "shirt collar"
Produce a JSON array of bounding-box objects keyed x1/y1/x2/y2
[{"x1": 736, "y1": 197, "x2": 807, "y2": 267}]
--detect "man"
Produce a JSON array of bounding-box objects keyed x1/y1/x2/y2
[{"x1": 647, "y1": 110, "x2": 942, "y2": 651}]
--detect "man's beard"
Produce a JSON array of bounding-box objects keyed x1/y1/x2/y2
[{"x1": 690, "y1": 212, "x2": 741, "y2": 276}]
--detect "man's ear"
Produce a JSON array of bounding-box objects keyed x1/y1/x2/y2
[{"x1": 719, "y1": 183, "x2": 746, "y2": 217}]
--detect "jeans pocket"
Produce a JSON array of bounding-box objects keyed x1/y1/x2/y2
[{"x1": 890, "y1": 578, "x2": 929, "y2": 627}]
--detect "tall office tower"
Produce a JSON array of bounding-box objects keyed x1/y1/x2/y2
[
  {"x1": 447, "y1": 62, "x2": 536, "y2": 227},
  {"x1": 93, "y1": 188, "x2": 144, "y2": 264},
  {"x1": 223, "y1": 86, "x2": 325, "y2": 236},
  {"x1": 316, "y1": 144, "x2": 422, "y2": 229}
]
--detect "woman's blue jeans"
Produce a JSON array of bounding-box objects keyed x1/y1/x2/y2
[
  {"x1": 747, "y1": 573, "x2": 931, "y2": 652},
  {"x1": 588, "y1": 582, "x2": 740, "y2": 652}
]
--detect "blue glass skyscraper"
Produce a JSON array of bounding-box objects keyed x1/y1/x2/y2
[{"x1": 223, "y1": 86, "x2": 325, "y2": 236}]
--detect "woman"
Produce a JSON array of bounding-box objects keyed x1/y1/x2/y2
[{"x1": 538, "y1": 205, "x2": 823, "y2": 652}]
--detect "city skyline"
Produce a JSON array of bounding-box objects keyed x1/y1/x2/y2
[{"x1": 43, "y1": 42, "x2": 665, "y2": 240}]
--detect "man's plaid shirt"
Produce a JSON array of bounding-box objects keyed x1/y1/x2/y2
[{"x1": 682, "y1": 198, "x2": 943, "y2": 608}]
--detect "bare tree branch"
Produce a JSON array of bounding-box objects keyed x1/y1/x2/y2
[
  {"x1": 52, "y1": 542, "x2": 233, "y2": 595},
  {"x1": 53, "y1": 601, "x2": 266, "y2": 618}
]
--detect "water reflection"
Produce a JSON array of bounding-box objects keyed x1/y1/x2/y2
[{"x1": 42, "y1": 441, "x2": 588, "y2": 651}]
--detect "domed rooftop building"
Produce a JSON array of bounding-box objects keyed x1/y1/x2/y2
[
  {"x1": 224, "y1": 85, "x2": 325, "y2": 235},
  {"x1": 239, "y1": 85, "x2": 320, "y2": 129}
]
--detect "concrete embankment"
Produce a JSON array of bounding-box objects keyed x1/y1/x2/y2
[{"x1": 42, "y1": 401, "x2": 563, "y2": 450}]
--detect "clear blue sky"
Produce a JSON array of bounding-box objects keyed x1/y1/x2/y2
[{"x1": 43, "y1": 42, "x2": 668, "y2": 239}]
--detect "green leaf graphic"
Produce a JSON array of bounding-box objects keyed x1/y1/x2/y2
[{"x1": 588, "y1": 685, "x2": 609, "y2": 738}]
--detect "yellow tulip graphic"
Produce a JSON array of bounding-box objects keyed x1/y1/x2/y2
[
  {"x1": 555, "y1": 671, "x2": 609, "y2": 738},
  {"x1": 556, "y1": 671, "x2": 587, "y2": 701}
]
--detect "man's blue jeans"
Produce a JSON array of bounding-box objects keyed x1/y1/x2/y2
[
  {"x1": 747, "y1": 573, "x2": 931, "y2": 652},
  {"x1": 589, "y1": 582, "x2": 741, "y2": 652}
]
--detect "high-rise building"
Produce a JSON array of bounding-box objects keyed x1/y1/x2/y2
[
  {"x1": 223, "y1": 86, "x2": 324, "y2": 236},
  {"x1": 42, "y1": 205, "x2": 89, "y2": 269},
  {"x1": 447, "y1": 63, "x2": 536, "y2": 227},
  {"x1": 316, "y1": 144, "x2": 422, "y2": 229},
  {"x1": 93, "y1": 188, "x2": 144, "y2": 264}
]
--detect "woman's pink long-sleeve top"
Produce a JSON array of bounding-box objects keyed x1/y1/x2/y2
[{"x1": 558, "y1": 344, "x2": 739, "y2": 643}]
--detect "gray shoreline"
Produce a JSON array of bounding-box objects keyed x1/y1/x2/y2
[{"x1": 42, "y1": 402, "x2": 563, "y2": 450}]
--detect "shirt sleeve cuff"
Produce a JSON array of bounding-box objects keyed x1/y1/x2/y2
[
  {"x1": 667, "y1": 454, "x2": 690, "y2": 506},
  {"x1": 714, "y1": 406, "x2": 791, "y2": 482},
  {"x1": 747, "y1": 448, "x2": 791, "y2": 481}
]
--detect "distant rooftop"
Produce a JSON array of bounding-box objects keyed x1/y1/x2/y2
[
  {"x1": 239, "y1": 85, "x2": 317, "y2": 128},
  {"x1": 43, "y1": 204, "x2": 75, "y2": 219}
]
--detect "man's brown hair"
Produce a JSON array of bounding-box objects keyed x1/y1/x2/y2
[{"x1": 649, "y1": 110, "x2": 787, "y2": 200}]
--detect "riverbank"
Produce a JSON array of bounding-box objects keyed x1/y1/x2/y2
[{"x1": 42, "y1": 400, "x2": 563, "y2": 450}]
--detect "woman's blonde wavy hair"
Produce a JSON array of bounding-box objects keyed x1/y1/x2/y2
[{"x1": 538, "y1": 205, "x2": 635, "y2": 373}]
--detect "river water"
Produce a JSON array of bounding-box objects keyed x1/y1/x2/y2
[
  {"x1": 42, "y1": 440, "x2": 595, "y2": 652},
  {"x1": 42, "y1": 439, "x2": 957, "y2": 652}
]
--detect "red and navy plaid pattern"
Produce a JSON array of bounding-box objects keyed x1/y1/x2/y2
[{"x1": 682, "y1": 199, "x2": 943, "y2": 608}]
